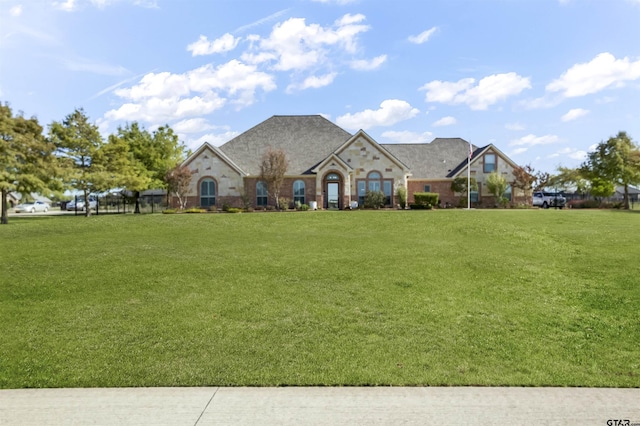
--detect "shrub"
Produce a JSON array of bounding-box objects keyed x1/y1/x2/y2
[
  {"x1": 395, "y1": 186, "x2": 407, "y2": 209},
  {"x1": 266, "y1": 205, "x2": 275, "y2": 211},
  {"x1": 278, "y1": 197, "x2": 290, "y2": 210},
  {"x1": 568, "y1": 199, "x2": 600, "y2": 209},
  {"x1": 162, "y1": 209, "x2": 177, "y2": 214},
  {"x1": 299, "y1": 203, "x2": 310, "y2": 211},
  {"x1": 413, "y1": 192, "x2": 439, "y2": 207},
  {"x1": 364, "y1": 190, "x2": 386, "y2": 209},
  {"x1": 184, "y1": 207, "x2": 207, "y2": 213},
  {"x1": 226, "y1": 207, "x2": 242, "y2": 213},
  {"x1": 409, "y1": 203, "x2": 432, "y2": 210}
]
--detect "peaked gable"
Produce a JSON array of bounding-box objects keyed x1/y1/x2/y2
[
  {"x1": 218, "y1": 115, "x2": 352, "y2": 175},
  {"x1": 335, "y1": 130, "x2": 410, "y2": 172},
  {"x1": 447, "y1": 144, "x2": 520, "y2": 178},
  {"x1": 183, "y1": 142, "x2": 246, "y2": 176},
  {"x1": 383, "y1": 138, "x2": 476, "y2": 179}
]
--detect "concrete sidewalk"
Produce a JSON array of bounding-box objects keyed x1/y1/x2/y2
[{"x1": 1, "y1": 387, "x2": 639, "y2": 425}]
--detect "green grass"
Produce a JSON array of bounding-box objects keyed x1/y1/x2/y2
[{"x1": 1, "y1": 210, "x2": 639, "y2": 388}]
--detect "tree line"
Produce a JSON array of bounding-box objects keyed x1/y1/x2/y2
[{"x1": 1, "y1": 103, "x2": 191, "y2": 224}]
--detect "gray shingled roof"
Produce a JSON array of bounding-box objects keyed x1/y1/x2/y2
[
  {"x1": 219, "y1": 115, "x2": 353, "y2": 175},
  {"x1": 382, "y1": 138, "x2": 477, "y2": 179}
]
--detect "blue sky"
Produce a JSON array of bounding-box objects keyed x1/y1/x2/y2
[{"x1": 1, "y1": 0, "x2": 639, "y2": 174}]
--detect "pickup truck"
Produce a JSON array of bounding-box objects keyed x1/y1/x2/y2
[{"x1": 533, "y1": 191, "x2": 566, "y2": 209}]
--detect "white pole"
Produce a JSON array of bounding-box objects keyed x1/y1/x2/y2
[{"x1": 467, "y1": 143, "x2": 471, "y2": 210}]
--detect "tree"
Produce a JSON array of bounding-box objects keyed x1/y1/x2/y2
[
  {"x1": 165, "y1": 164, "x2": 192, "y2": 210},
  {"x1": 113, "y1": 123, "x2": 187, "y2": 213},
  {"x1": 582, "y1": 131, "x2": 640, "y2": 209},
  {"x1": 533, "y1": 171, "x2": 551, "y2": 192},
  {"x1": 451, "y1": 176, "x2": 478, "y2": 205},
  {"x1": 486, "y1": 171, "x2": 508, "y2": 207},
  {"x1": 259, "y1": 147, "x2": 288, "y2": 209},
  {"x1": 551, "y1": 166, "x2": 590, "y2": 196},
  {"x1": 589, "y1": 176, "x2": 615, "y2": 201},
  {"x1": 511, "y1": 164, "x2": 536, "y2": 205},
  {"x1": 1, "y1": 103, "x2": 62, "y2": 224},
  {"x1": 50, "y1": 108, "x2": 104, "y2": 217}
]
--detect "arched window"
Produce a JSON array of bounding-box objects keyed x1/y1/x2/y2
[
  {"x1": 200, "y1": 179, "x2": 216, "y2": 207},
  {"x1": 293, "y1": 180, "x2": 305, "y2": 204},
  {"x1": 357, "y1": 171, "x2": 392, "y2": 206},
  {"x1": 256, "y1": 181, "x2": 268, "y2": 206},
  {"x1": 367, "y1": 172, "x2": 381, "y2": 192}
]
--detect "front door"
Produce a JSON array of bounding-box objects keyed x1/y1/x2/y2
[{"x1": 327, "y1": 182, "x2": 339, "y2": 209}]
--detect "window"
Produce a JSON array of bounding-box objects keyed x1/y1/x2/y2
[
  {"x1": 367, "y1": 171, "x2": 381, "y2": 192},
  {"x1": 357, "y1": 180, "x2": 366, "y2": 206},
  {"x1": 293, "y1": 180, "x2": 305, "y2": 204},
  {"x1": 357, "y1": 171, "x2": 393, "y2": 206},
  {"x1": 424, "y1": 184, "x2": 431, "y2": 192},
  {"x1": 504, "y1": 184, "x2": 512, "y2": 202},
  {"x1": 256, "y1": 181, "x2": 268, "y2": 206},
  {"x1": 383, "y1": 180, "x2": 392, "y2": 205},
  {"x1": 200, "y1": 179, "x2": 216, "y2": 208},
  {"x1": 326, "y1": 173, "x2": 340, "y2": 181},
  {"x1": 484, "y1": 153, "x2": 496, "y2": 173}
]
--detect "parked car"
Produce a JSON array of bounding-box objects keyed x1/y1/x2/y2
[
  {"x1": 532, "y1": 191, "x2": 566, "y2": 209},
  {"x1": 66, "y1": 198, "x2": 97, "y2": 211},
  {"x1": 15, "y1": 201, "x2": 50, "y2": 213}
]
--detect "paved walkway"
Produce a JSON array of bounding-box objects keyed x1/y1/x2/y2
[{"x1": 1, "y1": 387, "x2": 639, "y2": 425}]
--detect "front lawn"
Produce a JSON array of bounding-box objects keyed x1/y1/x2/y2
[{"x1": 1, "y1": 210, "x2": 638, "y2": 388}]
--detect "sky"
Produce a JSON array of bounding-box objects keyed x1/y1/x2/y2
[{"x1": 1, "y1": 0, "x2": 639, "y2": 174}]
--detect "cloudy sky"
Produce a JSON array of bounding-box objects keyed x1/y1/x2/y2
[{"x1": 1, "y1": 0, "x2": 639, "y2": 173}]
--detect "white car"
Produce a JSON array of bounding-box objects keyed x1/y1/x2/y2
[
  {"x1": 15, "y1": 201, "x2": 50, "y2": 213},
  {"x1": 66, "y1": 198, "x2": 97, "y2": 211}
]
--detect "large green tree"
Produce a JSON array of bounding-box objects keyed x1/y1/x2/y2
[
  {"x1": 551, "y1": 166, "x2": 590, "y2": 196},
  {"x1": 582, "y1": 131, "x2": 640, "y2": 209},
  {"x1": 50, "y1": 108, "x2": 104, "y2": 217},
  {"x1": 0, "y1": 103, "x2": 61, "y2": 224},
  {"x1": 113, "y1": 123, "x2": 187, "y2": 213}
]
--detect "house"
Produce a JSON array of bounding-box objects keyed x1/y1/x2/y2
[{"x1": 178, "y1": 115, "x2": 526, "y2": 209}]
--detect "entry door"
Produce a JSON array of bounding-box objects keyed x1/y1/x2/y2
[{"x1": 327, "y1": 182, "x2": 339, "y2": 209}]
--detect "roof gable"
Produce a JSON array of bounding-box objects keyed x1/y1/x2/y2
[
  {"x1": 218, "y1": 115, "x2": 352, "y2": 175},
  {"x1": 383, "y1": 138, "x2": 476, "y2": 179},
  {"x1": 335, "y1": 130, "x2": 410, "y2": 172},
  {"x1": 183, "y1": 142, "x2": 246, "y2": 176}
]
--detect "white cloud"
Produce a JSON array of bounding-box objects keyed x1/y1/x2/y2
[
  {"x1": 54, "y1": 0, "x2": 77, "y2": 11},
  {"x1": 185, "y1": 130, "x2": 240, "y2": 150},
  {"x1": 510, "y1": 134, "x2": 560, "y2": 147},
  {"x1": 380, "y1": 130, "x2": 433, "y2": 144},
  {"x1": 350, "y1": 55, "x2": 387, "y2": 71},
  {"x1": 172, "y1": 118, "x2": 215, "y2": 134},
  {"x1": 432, "y1": 116, "x2": 456, "y2": 127},
  {"x1": 561, "y1": 108, "x2": 589, "y2": 122},
  {"x1": 546, "y1": 52, "x2": 640, "y2": 98},
  {"x1": 336, "y1": 99, "x2": 419, "y2": 130},
  {"x1": 548, "y1": 147, "x2": 588, "y2": 161},
  {"x1": 10, "y1": 5, "x2": 23, "y2": 16},
  {"x1": 187, "y1": 33, "x2": 240, "y2": 56},
  {"x1": 287, "y1": 72, "x2": 337, "y2": 93},
  {"x1": 421, "y1": 72, "x2": 531, "y2": 110},
  {"x1": 408, "y1": 27, "x2": 438, "y2": 44},
  {"x1": 105, "y1": 60, "x2": 276, "y2": 123},
  {"x1": 246, "y1": 14, "x2": 370, "y2": 72},
  {"x1": 505, "y1": 122, "x2": 525, "y2": 131}
]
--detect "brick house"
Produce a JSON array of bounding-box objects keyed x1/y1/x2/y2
[{"x1": 179, "y1": 115, "x2": 526, "y2": 209}]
